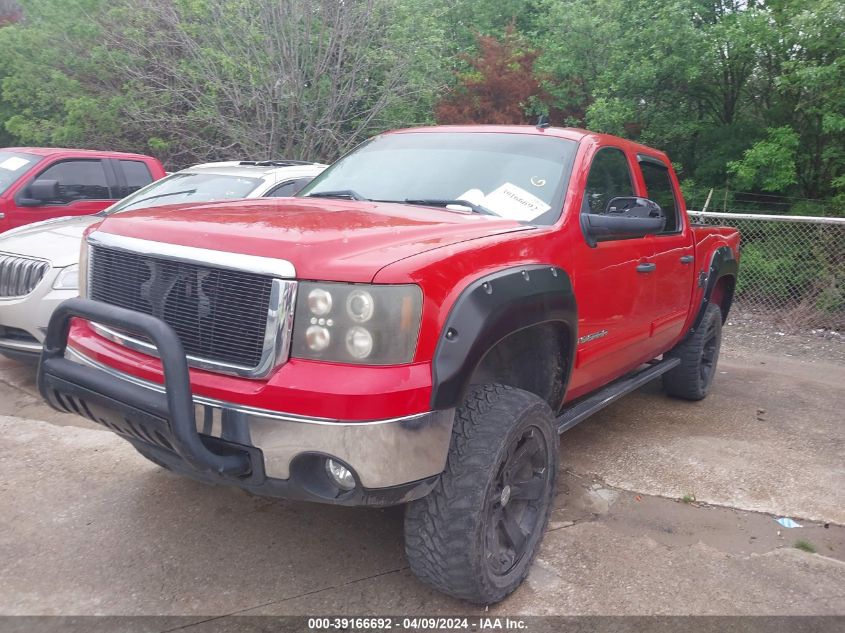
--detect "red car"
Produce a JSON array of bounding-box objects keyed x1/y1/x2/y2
[
  {"x1": 0, "y1": 147, "x2": 166, "y2": 233},
  {"x1": 38, "y1": 125, "x2": 739, "y2": 603}
]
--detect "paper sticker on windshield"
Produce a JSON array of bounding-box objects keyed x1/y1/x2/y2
[
  {"x1": 0, "y1": 156, "x2": 30, "y2": 171},
  {"x1": 482, "y1": 183, "x2": 551, "y2": 221}
]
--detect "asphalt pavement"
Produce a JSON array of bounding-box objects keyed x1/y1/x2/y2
[{"x1": 0, "y1": 339, "x2": 843, "y2": 619}]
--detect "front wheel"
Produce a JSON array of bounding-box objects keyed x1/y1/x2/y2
[
  {"x1": 404, "y1": 384, "x2": 558, "y2": 604},
  {"x1": 663, "y1": 303, "x2": 723, "y2": 400}
]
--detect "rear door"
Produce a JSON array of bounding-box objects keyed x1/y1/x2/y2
[
  {"x1": 637, "y1": 155, "x2": 695, "y2": 349},
  {"x1": 566, "y1": 146, "x2": 658, "y2": 399},
  {"x1": 113, "y1": 158, "x2": 156, "y2": 199},
  {"x1": 6, "y1": 157, "x2": 118, "y2": 229}
]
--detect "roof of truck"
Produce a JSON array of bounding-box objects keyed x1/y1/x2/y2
[
  {"x1": 387, "y1": 125, "x2": 670, "y2": 162},
  {"x1": 2, "y1": 147, "x2": 159, "y2": 159}
]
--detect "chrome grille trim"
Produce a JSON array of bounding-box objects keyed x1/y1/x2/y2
[
  {"x1": 88, "y1": 232, "x2": 296, "y2": 278},
  {"x1": 85, "y1": 233, "x2": 298, "y2": 379},
  {"x1": 90, "y1": 278, "x2": 297, "y2": 377},
  {"x1": 0, "y1": 253, "x2": 51, "y2": 298}
]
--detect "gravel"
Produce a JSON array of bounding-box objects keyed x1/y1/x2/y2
[{"x1": 721, "y1": 307, "x2": 845, "y2": 364}]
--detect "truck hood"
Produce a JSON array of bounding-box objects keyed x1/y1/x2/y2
[
  {"x1": 0, "y1": 215, "x2": 98, "y2": 267},
  {"x1": 95, "y1": 198, "x2": 534, "y2": 282}
]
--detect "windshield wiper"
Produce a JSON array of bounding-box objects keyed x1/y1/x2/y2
[
  {"x1": 115, "y1": 189, "x2": 198, "y2": 212},
  {"x1": 306, "y1": 189, "x2": 369, "y2": 201},
  {"x1": 404, "y1": 198, "x2": 498, "y2": 216}
]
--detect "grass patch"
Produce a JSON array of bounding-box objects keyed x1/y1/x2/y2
[
  {"x1": 794, "y1": 539, "x2": 816, "y2": 553},
  {"x1": 681, "y1": 493, "x2": 696, "y2": 504}
]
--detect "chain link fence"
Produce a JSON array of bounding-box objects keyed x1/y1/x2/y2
[{"x1": 687, "y1": 210, "x2": 845, "y2": 329}]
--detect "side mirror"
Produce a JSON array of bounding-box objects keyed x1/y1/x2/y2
[
  {"x1": 18, "y1": 179, "x2": 60, "y2": 207},
  {"x1": 583, "y1": 196, "x2": 665, "y2": 244}
]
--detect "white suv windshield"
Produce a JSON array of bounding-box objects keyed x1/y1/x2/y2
[
  {"x1": 298, "y1": 132, "x2": 578, "y2": 224},
  {"x1": 106, "y1": 172, "x2": 261, "y2": 214},
  {"x1": 0, "y1": 151, "x2": 40, "y2": 195}
]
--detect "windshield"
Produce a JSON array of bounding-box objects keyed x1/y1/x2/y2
[
  {"x1": 0, "y1": 151, "x2": 40, "y2": 195},
  {"x1": 104, "y1": 172, "x2": 262, "y2": 214},
  {"x1": 298, "y1": 132, "x2": 578, "y2": 224}
]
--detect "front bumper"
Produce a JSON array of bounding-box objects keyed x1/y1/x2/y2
[{"x1": 38, "y1": 298, "x2": 454, "y2": 506}]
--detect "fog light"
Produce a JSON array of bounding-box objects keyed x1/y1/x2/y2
[
  {"x1": 306, "y1": 325, "x2": 331, "y2": 351},
  {"x1": 325, "y1": 458, "x2": 356, "y2": 491}
]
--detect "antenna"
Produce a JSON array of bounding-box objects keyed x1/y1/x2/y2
[{"x1": 536, "y1": 114, "x2": 550, "y2": 129}]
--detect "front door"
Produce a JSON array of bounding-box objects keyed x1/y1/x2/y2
[
  {"x1": 567, "y1": 146, "x2": 657, "y2": 401},
  {"x1": 6, "y1": 158, "x2": 117, "y2": 230}
]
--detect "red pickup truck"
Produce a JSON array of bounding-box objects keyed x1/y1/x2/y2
[
  {"x1": 37, "y1": 125, "x2": 739, "y2": 604},
  {"x1": 0, "y1": 147, "x2": 166, "y2": 233}
]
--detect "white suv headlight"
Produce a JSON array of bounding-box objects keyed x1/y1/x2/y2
[
  {"x1": 291, "y1": 282, "x2": 423, "y2": 365},
  {"x1": 52, "y1": 264, "x2": 80, "y2": 290}
]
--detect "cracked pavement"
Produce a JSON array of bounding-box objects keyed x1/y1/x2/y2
[{"x1": 0, "y1": 336, "x2": 843, "y2": 619}]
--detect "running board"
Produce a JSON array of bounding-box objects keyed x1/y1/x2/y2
[{"x1": 556, "y1": 357, "x2": 680, "y2": 434}]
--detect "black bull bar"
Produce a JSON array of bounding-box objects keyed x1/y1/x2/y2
[{"x1": 37, "y1": 297, "x2": 253, "y2": 477}]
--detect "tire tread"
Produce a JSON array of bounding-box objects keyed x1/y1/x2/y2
[
  {"x1": 404, "y1": 384, "x2": 556, "y2": 604},
  {"x1": 663, "y1": 303, "x2": 722, "y2": 400}
]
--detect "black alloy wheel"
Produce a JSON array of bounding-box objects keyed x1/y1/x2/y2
[{"x1": 485, "y1": 426, "x2": 551, "y2": 576}]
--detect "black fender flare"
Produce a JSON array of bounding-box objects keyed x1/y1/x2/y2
[
  {"x1": 691, "y1": 245, "x2": 738, "y2": 333},
  {"x1": 430, "y1": 265, "x2": 577, "y2": 410}
]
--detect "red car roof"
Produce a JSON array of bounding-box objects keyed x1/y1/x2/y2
[{"x1": 2, "y1": 147, "x2": 155, "y2": 160}]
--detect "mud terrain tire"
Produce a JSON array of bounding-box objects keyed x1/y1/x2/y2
[
  {"x1": 404, "y1": 384, "x2": 558, "y2": 604},
  {"x1": 663, "y1": 303, "x2": 723, "y2": 400}
]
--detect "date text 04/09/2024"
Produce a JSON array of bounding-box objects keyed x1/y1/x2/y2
[{"x1": 307, "y1": 617, "x2": 528, "y2": 630}]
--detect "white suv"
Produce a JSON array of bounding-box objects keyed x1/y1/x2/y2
[{"x1": 0, "y1": 160, "x2": 326, "y2": 360}]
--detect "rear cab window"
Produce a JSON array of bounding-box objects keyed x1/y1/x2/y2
[
  {"x1": 119, "y1": 160, "x2": 155, "y2": 197},
  {"x1": 638, "y1": 156, "x2": 680, "y2": 233},
  {"x1": 0, "y1": 151, "x2": 40, "y2": 195}
]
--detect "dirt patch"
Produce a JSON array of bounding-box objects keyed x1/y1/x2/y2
[{"x1": 722, "y1": 307, "x2": 845, "y2": 364}]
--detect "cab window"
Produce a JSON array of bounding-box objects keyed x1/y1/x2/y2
[
  {"x1": 119, "y1": 160, "x2": 154, "y2": 197},
  {"x1": 583, "y1": 148, "x2": 634, "y2": 214},
  {"x1": 639, "y1": 158, "x2": 679, "y2": 233},
  {"x1": 266, "y1": 177, "x2": 315, "y2": 198},
  {"x1": 29, "y1": 159, "x2": 111, "y2": 204}
]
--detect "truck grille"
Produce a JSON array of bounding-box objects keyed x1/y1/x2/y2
[
  {"x1": 89, "y1": 245, "x2": 275, "y2": 370},
  {"x1": 0, "y1": 254, "x2": 50, "y2": 297}
]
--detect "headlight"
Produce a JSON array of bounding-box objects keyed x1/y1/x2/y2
[
  {"x1": 52, "y1": 264, "x2": 80, "y2": 291},
  {"x1": 307, "y1": 288, "x2": 333, "y2": 316},
  {"x1": 291, "y1": 282, "x2": 422, "y2": 365}
]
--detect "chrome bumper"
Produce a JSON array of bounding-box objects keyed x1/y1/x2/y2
[{"x1": 67, "y1": 347, "x2": 454, "y2": 489}]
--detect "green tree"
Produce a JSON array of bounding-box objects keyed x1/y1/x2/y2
[{"x1": 727, "y1": 126, "x2": 799, "y2": 192}]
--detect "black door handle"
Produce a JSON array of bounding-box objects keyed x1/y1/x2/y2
[
  {"x1": 636, "y1": 262, "x2": 656, "y2": 273},
  {"x1": 680, "y1": 255, "x2": 694, "y2": 264}
]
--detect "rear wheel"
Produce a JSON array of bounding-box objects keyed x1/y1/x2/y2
[
  {"x1": 663, "y1": 303, "x2": 723, "y2": 400},
  {"x1": 404, "y1": 384, "x2": 558, "y2": 604}
]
